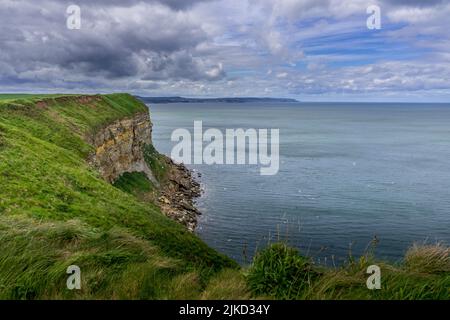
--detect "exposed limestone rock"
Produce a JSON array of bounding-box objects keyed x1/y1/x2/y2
[
  {"x1": 157, "y1": 158, "x2": 202, "y2": 232},
  {"x1": 87, "y1": 112, "x2": 158, "y2": 185},
  {"x1": 86, "y1": 109, "x2": 202, "y2": 231}
]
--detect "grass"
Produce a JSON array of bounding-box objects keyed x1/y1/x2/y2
[
  {"x1": 0, "y1": 93, "x2": 448, "y2": 300},
  {"x1": 247, "y1": 243, "x2": 320, "y2": 299},
  {"x1": 0, "y1": 215, "x2": 226, "y2": 299},
  {"x1": 246, "y1": 242, "x2": 450, "y2": 300},
  {"x1": 113, "y1": 172, "x2": 156, "y2": 199},
  {"x1": 0, "y1": 94, "x2": 69, "y2": 103},
  {"x1": 0, "y1": 93, "x2": 237, "y2": 299},
  {"x1": 404, "y1": 243, "x2": 450, "y2": 274},
  {"x1": 143, "y1": 144, "x2": 170, "y2": 182}
]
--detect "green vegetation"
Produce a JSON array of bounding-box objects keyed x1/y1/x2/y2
[
  {"x1": 0, "y1": 93, "x2": 448, "y2": 300},
  {"x1": 113, "y1": 172, "x2": 155, "y2": 197},
  {"x1": 143, "y1": 144, "x2": 170, "y2": 182},
  {"x1": 0, "y1": 93, "x2": 238, "y2": 299},
  {"x1": 247, "y1": 243, "x2": 320, "y2": 299},
  {"x1": 246, "y1": 243, "x2": 450, "y2": 300},
  {"x1": 0, "y1": 94, "x2": 68, "y2": 103}
]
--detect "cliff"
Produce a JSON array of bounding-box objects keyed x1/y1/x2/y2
[
  {"x1": 87, "y1": 112, "x2": 157, "y2": 185},
  {"x1": 79, "y1": 99, "x2": 201, "y2": 230},
  {"x1": 0, "y1": 93, "x2": 238, "y2": 299}
]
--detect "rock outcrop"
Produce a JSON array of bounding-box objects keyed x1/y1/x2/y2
[
  {"x1": 87, "y1": 112, "x2": 158, "y2": 185},
  {"x1": 157, "y1": 158, "x2": 202, "y2": 231},
  {"x1": 86, "y1": 109, "x2": 201, "y2": 231}
]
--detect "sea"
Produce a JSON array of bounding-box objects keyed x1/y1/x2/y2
[{"x1": 148, "y1": 102, "x2": 450, "y2": 265}]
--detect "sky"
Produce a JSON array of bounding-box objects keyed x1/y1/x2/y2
[{"x1": 1, "y1": 0, "x2": 450, "y2": 102}]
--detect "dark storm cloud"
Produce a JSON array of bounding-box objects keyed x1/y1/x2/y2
[
  {"x1": 162, "y1": 0, "x2": 214, "y2": 9},
  {"x1": 142, "y1": 51, "x2": 225, "y2": 81},
  {"x1": 0, "y1": 0, "x2": 225, "y2": 88}
]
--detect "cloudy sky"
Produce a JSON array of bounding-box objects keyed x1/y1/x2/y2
[{"x1": 1, "y1": 0, "x2": 450, "y2": 101}]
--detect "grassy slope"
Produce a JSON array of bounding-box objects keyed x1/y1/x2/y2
[
  {"x1": 0, "y1": 93, "x2": 448, "y2": 300},
  {"x1": 0, "y1": 93, "x2": 243, "y2": 299},
  {"x1": 0, "y1": 94, "x2": 68, "y2": 103},
  {"x1": 247, "y1": 243, "x2": 449, "y2": 300}
]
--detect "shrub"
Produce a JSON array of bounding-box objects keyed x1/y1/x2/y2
[{"x1": 247, "y1": 243, "x2": 320, "y2": 299}]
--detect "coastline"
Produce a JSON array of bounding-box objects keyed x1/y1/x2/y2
[
  {"x1": 0, "y1": 93, "x2": 448, "y2": 300},
  {"x1": 157, "y1": 155, "x2": 202, "y2": 232}
]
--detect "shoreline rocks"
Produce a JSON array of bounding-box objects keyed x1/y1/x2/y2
[
  {"x1": 86, "y1": 109, "x2": 202, "y2": 232},
  {"x1": 157, "y1": 157, "x2": 202, "y2": 232}
]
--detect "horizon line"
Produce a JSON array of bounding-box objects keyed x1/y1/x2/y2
[{"x1": 1, "y1": 92, "x2": 449, "y2": 104}]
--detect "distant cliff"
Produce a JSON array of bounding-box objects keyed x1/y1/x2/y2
[{"x1": 137, "y1": 96, "x2": 298, "y2": 104}]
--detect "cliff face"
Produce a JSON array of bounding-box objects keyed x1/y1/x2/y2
[
  {"x1": 87, "y1": 112, "x2": 158, "y2": 185},
  {"x1": 85, "y1": 105, "x2": 201, "y2": 231},
  {"x1": 0, "y1": 93, "x2": 237, "y2": 300}
]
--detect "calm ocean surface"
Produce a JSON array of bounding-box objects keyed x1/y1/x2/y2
[{"x1": 148, "y1": 102, "x2": 450, "y2": 264}]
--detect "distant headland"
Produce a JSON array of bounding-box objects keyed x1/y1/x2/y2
[{"x1": 137, "y1": 96, "x2": 299, "y2": 104}]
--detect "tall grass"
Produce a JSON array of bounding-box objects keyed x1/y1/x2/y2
[
  {"x1": 247, "y1": 243, "x2": 320, "y2": 299},
  {"x1": 246, "y1": 242, "x2": 450, "y2": 300},
  {"x1": 404, "y1": 243, "x2": 450, "y2": 274}
]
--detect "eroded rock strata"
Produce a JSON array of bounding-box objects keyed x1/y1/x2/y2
[
  {"x1": 86, "y1": 109, "x2": 201, "y2": 231},
  {"x1": 87, "y1": 112, "x2": 157, "y2": 184}
]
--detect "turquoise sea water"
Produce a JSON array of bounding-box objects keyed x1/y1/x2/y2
[{"x1": 148, "y1": 102, "x2": 450, "y2": 264}]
